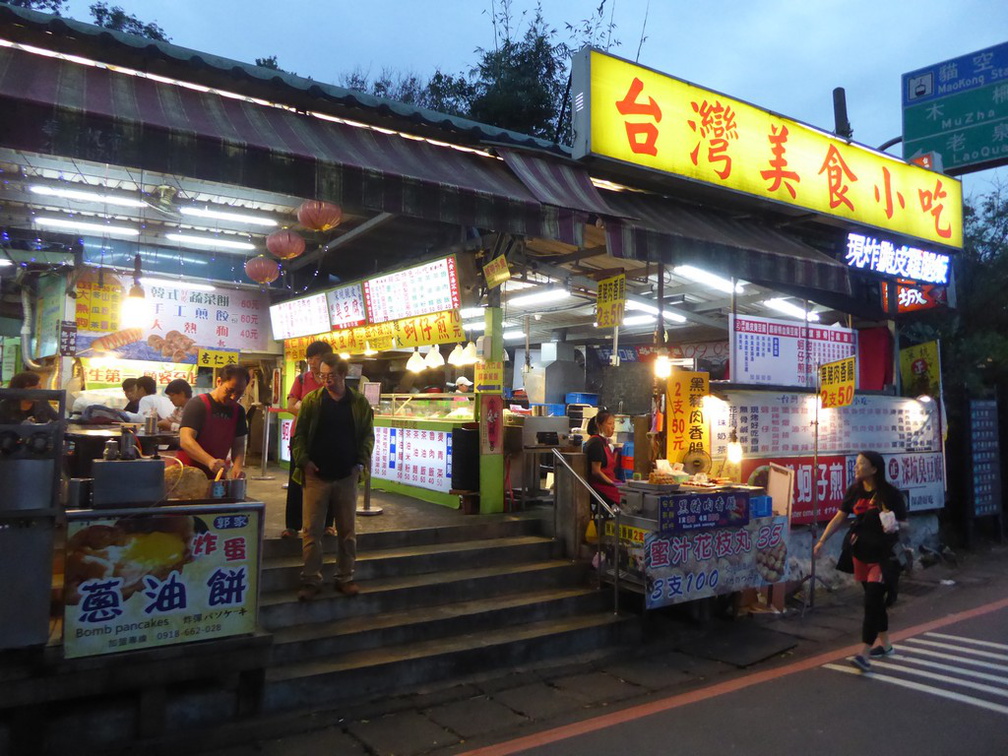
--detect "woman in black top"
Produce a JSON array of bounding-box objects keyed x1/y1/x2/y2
[
  {"x1": 0, "y1": 371, "x2": 59, "y2": 424},
  {"x1": 814, "y1": 450, "x2": 907, "y2": 672}
]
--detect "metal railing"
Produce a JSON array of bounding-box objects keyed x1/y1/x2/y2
[{"x1": 551, "y1": 449, "x2": 622, "y2": 615}]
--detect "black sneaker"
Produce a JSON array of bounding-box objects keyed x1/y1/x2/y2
[
  {"x1": 850, "y1": 655, "x2": 872, "y2": 672},
  {"x1": 869, "y1": 645, "x2": 894, "y2": 657}
]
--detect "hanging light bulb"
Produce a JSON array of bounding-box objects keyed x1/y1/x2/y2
[
  {"x1": 447, "y1": 343, "x2": 465, "y2": 366},
  {"x1": 726, "y1": 428, "x2": 744, "y2": 464},
  {"x1": 120, "y1": 253, "x2": 152, "y2": 327},
  {"x1": 461, "y1": 341, "x2": 479, "y2": 365},
  {"x1": 406, "y1": 348, "x2": 426, "y2": 372},
  {"x1": 363, "y1": 341, "x2": 377, "y2": 357},
  {"x1": 425, "y1": 345, "x2": 445, "y2": 368},
  {"x1": 339, "y1": 352, "x2": 351, "y2": 360},
  {"x1": 654, "y1": 352, "x2": 672, "y2": 379}
]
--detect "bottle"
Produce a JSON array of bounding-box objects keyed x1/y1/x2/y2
[
  {"x1": 144, "y1": 408, "x2": 158, "y2": 435},
  {"x1": 102, "y1": 438, "x2": 119, "y2": 460}
]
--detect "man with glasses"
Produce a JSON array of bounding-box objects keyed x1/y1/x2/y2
[
  {"x1": 177, "y1": 364, "x2": 250, "y2": 480},
  {"x1": 291, "y1": 354, "x2": 374, "y2": 600}
]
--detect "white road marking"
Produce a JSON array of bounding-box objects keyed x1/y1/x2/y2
[
  {"x1": 897, "y1": 646, "x2": 1008, "y2": 672},
  {"x1": 902, "y1": 638, "x2": 1008, "y2": 661},
  {"x1": 822, "y1": 662, "x2": 1008, "y2": 716},
  {"x1": 870, "y1": 660, "x2": 1008, "y2": 697},
  {"x1": 898, "y1": 655, "x2": 1008, "y2": 686},
  {"x1": 924, "y1": 632, "x2": 1008, "y2": 651}
]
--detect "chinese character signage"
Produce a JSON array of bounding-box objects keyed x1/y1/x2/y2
[
  {"x1": 899, "y1": 340, "x2": 942, "y2": 399},
  {"x1": 78, "y1": 285, "x2": 270, "y2": 360},
  {"x1": 596, "y1": 273, "x2": 626, "y2": 328},
  {"x1": 364, "y1": 256, "x2": 461, "y2": 325},
  {"x1": 282, "y1": 311, "x2": 464, "y2": 359},
  {"x1": 59, "y1": 320, "x2": 78, "y2": 357},
  {"x1": 475, "y1": 360, "x2": 504, "y2": 393},
  {"x1": 198, "y1": 348, "x2": 240, "y2": 368},
  {"x1": 483, "y1": 255, "x2": 511, "y2": 289},
  {"x1": 80, "y1": 358, "x2": 197, "y2": 390},
  {"x1": 75, "y1": 277, "x2": 122, "y2": 333},
  {"x1": 730, "y1": 314, "x2": 856, "y2": 388},
  {"x1": 845, "y1": 232, "x2": 950, "y2": 284},
  {"x1": 393, "y1": 310, "x2": 465, "y2": 349},
  {"x1": 371, "y1": 425, "x2": 453, "y2": 493},
  {"x1": 644, "y1": 516, "x2": 790, "y2": 609},
  {"x1": 63, "y1": 506, "x2": 261, "y2": 659},
  {"x1": 883, "y1": 280, "x2": 948, "y2": 315},
  {"x1": 968, "y1": 400, "x2": 1001, "y2": 518},
  {"x1": 269, "y1": 293, "x2": 330, "y2": 341},
  {"x1": 666, "y1": 370, "x2": 709, "y2": 464},
  {"x1": 658, "y1": 491, "x2": 750, "y2": 533},
  {"x1": 572, "y1": 49, "x2": 963, "y2": 248},
  {"x1": 325, "y1": 283, "x2": 367, "y2": 331},
  {"x1": 480, "y1": 394, "x2": 504, "y2": 456},
  {"x1": 279, "y1": 416, "x2": 293, "y2": 463},
  {"x1": 819, "y1": 356, "x2": 856, "y2": 408},
  {"x1": 902, "y1": 42, "x2": 1008, "y2": 175}
]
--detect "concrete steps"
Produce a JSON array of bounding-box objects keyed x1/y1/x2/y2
[{"x1": 259, "y1": 516, "x2": 640, "y2": 713}]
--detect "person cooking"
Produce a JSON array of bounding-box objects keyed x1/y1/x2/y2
[
  {"x1": 583, "y1": 410, "x2": 621, "y2": 509},
  {"x1": 176, "y1": 365, "x2": 249, "y2": 480},
  {"x1": 454, "y1": 376, "x2": 473, "y2": 393}
]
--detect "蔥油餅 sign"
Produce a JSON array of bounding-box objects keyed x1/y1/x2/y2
[{"x1": 571, "y1": 48, "x2": 963, "y2": 249}]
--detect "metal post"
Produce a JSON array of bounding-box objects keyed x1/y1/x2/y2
[
  {"x1": 613, "y1": 508, "x2": 621, "y2": 615},
  {"x1": 356, "y1": 468, "x2": 382, "y2": 516},
  {"x1": 250, "y1": 406, "x2": 275, "y2": 481}
]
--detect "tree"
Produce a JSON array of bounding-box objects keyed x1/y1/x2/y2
[
  {"x1": 4, "y1": 0, "x2": 68, "y2": 12},
  {"x1": 89, "y1": 2, "x2": 170, "y2": 41}
]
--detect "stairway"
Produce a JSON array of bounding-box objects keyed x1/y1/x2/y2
[{"x1": 258, "y1": 515, "x2": 639, "y2": 712}]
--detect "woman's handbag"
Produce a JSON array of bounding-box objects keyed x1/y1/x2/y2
[{"x1": 836, "y1": 524, "x2": 856, "y2": 573}]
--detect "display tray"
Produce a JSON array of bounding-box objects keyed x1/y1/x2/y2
[{"x1": 624, "y1": 481, "x2": 680, "y2": 494}]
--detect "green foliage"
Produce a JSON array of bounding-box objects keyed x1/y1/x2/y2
[
  {"x1": 89, "y1": 2, "x2": 170, "y2": 41},
  {"x1": 3, "y1": 0, "x2": 68, "y2": 13}
]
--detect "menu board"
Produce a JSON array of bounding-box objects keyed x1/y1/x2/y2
[
  {"x1": 711, "y1": 391, "x2": 941, "y2": 458},
  {"x1": 269, "y1": 293, "x2": 330, "y2": 340},
  {"x1": 658, "y1": 491, "x2": 750, "y2": 533},
  {"x1": 325, "y1": 283, "x2": 367, "y2": 330},
  {"x1": 363, "y1": 256, "x2": 460, "y2": 324},
  {"x1": 371, "y1": 426, "x2": 453, "y2": 493},
  {"x1": 730, "y1": 314, "x2": 856, "y2": 387},
  {"x1": 969, "y1": 400, "x2": 1001, "y2": 518}
]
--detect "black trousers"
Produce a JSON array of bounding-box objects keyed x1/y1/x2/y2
[{"x1": 861, "y1": 581, "x2": 889, "y2": 645}]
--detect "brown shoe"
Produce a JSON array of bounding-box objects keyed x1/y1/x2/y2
[
  {"x1": 334, "y1": 581, "x2": 360, "y2": 597},
  {"x1": 297, "y1": 584, "x2": 320, "y2": 602}
]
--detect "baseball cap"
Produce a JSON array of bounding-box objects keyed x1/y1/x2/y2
[{"x1": 455, "y1": 376, "x2": 473, "y2": 386}]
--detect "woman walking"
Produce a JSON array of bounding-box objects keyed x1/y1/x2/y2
[{"x1": 814, "y1": 450, "x2": 907, "y2": 672}]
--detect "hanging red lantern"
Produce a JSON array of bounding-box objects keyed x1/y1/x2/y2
[
  {"x1": 297, "y1": 199, "x2": 343, "y2": 232},
  {"x1": 266, "y1": 229, "x2": 306, "y2": 260},
  {"x1": 245, "y1": 254, "x2": 280, "y2": 284}
]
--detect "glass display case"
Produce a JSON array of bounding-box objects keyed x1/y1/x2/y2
[{"x1": 376, "y1": 393, "x2": 474, "y2": 421}]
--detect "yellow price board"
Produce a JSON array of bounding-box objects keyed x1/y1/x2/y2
[
  {"x1": 198, "y1": 349, "x2": 239, "y2": 368},
  {"x1": 573, "y1": 49, "x2": 962, "y2": 249},
  {"x1": 482, "y1": 255, "x2": 511, "y2": 289},
  {"x1": 666, "y1": 371, "x2": 710, "y2": 464},
  {"x1": 283, "y1": 310, "x2": 464, "y2": 360},
  {"x1": 596, "y1": 273, "x2": 626, "y2": 328},
  {"x1": 819, "y1": 356, "x2": 856, "y2": 408}
]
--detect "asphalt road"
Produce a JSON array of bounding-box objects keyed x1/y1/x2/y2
[{"x1": 466, "y1": 599, "x2": 1008, "y2": 756}]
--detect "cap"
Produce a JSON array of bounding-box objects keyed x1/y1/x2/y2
[{"x1": 455, "y1": 376, "x2": 473, "y2": 387}]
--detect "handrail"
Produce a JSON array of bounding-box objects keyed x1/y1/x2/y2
[{"x1": 552, "y1": 449, "x2": 621, "y2": 615}]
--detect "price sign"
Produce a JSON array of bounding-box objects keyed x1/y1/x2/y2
[
  {"x1": 819, "y1": 356, "x2": 856, "y2": 408},
  {"x1": 596, "y1": 273, "x2": 625, "y2": 328},
  {"x1": 269, "y1": 293, "x2": 330, "y2": 340},
  {"x1": 364, "y1": 256, "x2": 461, "y2": 324},
  {"x1": 482, "y1": 255, "x2": 511, "y2": 289},
  {"x1": 325, "y1": 283, "x2": 366, "y2": 330}
]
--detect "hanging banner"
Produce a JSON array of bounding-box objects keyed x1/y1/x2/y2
[
  {"x1": 666, "y1": 371, "x2": 709, "y2": 464},
  {"x1": 596, "y1": 273, "x2": 626, "y2": 328},
  {"x1": 80, "y1": 358, "x2": 197, "y2": 390},
  {"x1": 282, "y1": 310, "x2": 464, "y2": 360},
  {"x1": 819, "y1": 356, "x2": 856, "y2": 408},
  {"x1": 899, "y1": 340, "x2": 942, "y2": 399},
  {"x1": 482, "y1": 255, "x2": 511, "y2": 289},
  {"x1": 63, "y1": 506, "x2": 262, "y2": 659},
  {"x1": 75, "y1": 274, "x2": 124, "y2": 333}
]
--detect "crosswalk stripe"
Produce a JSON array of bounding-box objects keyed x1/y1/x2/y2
[
  {"x1": 924, "y1": 632, "x2": 1008, "y2": 651},
  {"x1": 903, "y1": 638, "x2": 1008, "y2": 661},
  {"x1": 822, "y1": 663, "x2": 1008, "y2": 716},
  {"x1": 898, "y1": 655, "x2": 1008, "y2": 686},
  {"x1": 897, "y1": 645, "x2": 1008, "y2": 672},
  {"x1": 870, "y1": 660, "x2": 1008, "y2": 697}
]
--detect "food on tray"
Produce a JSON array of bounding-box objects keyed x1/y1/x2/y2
[
  {"x1": 756, "y1": 539, "x2": 788, "y2": 583},
  {"x1": 64, "y1": 516, "x2": 196, "y2": 605}
]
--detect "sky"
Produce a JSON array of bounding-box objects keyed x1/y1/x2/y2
[{"x1": 61, "y1": 0, "x2": 1008, "y2": 199}]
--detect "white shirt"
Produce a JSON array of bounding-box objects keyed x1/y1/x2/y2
[{"x1": 125, "y1": 393, "x2": 175, "y2": 423}]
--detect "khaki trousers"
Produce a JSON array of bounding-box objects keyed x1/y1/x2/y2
[{"x1": 301, "y1": 469, "x2": 359, "y2": 586}]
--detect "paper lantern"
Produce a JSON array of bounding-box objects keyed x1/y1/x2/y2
[
  {"x1": 245, "y1": 254, "x2": 280, "y2": 284},
  {"x1": 266, "y1": 229, "x2": 306, "y2": 260},
  {"x1": 297, "y1": 200, "x2": 343, "y2": 232}
]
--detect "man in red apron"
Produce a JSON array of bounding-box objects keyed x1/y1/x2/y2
[
  {"x1": 584, "y1": 409, "x2": 621, "y2": 508},
  {"x1": 176, "y1": 365, "x2": 250, "y2": 479}
]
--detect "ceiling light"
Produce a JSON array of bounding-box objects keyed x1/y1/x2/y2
[
  {"x1": 34, "y1": 217, "x2": 139, "y2": 237},
  {"x1": 502, "y1": 330, "x2": 525, "y2": 340},
  {"x1": 763, "y1": 298, "x2": 821, "y2": 321},
  {"x1": 673, "y1": 265, "x2": 744, "y2": 294},
  {"x1": 447, "y1": 344, "x2": 466, "y2": 366},
  {"x1": 625, "y1": 300, "x2": 687, "y2": 323},
  {"x1": 363, "y1": 341, "x2": 377, "y2": 357},
  {"x1": 654, "y1": 352, "x2": 673, "y2": 379},
  {"x1": 462, "y1": 320, "x2": 486, "y2": 331},
  {"x1": 459, "y1": 307, "x2": 485, "y2": 319},
  {"x1": 0, "y1": 260, "x2": 13, "y2": 267},
  {"x1": 621, "y1": 314, "x2": 657, "y2": 327},
  {"x1": 461, "y1": 341, "x2": 479, "y2": 364},
  {"x1": 406, "y1": 348, "x2": 426, "y2": 372},
  {"x1": 424, "y1": 345, "x2": 445, "y2": 368},
  {"x1": 141, "y1": 276, "x2": 215, "y2": 292},
  {"x1": 120, "y1": 253, "x2": 152, "y2": 328},
  {"x1": 179, "y1": 205, "x2": 278, "y2": 227},
  {"x1": 165, "y1": 233, "x2": 255, "y2": 251},
  {"x1": 507, "y1": 288, "x2": 571, "y2": 308},
  {"x1": 29, "y1": 184, "x2": 146, "y2": 208}
]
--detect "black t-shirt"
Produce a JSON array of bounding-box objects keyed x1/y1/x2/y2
[
  {"x1": 0, "y1": 399, "x2": 59, "y2": 424},
  {"x1": 584, "y1": 436, "x2": 609, "y2": 467},
  {"x1": 841, "y1": 483, "x2": 907, "y2": 562},
  {"x1": 180, "y1": 395, "x2": 248, "y2": 437},
  {"x1": 309, "y1": 390, "x2": 357, "y2": 480}
]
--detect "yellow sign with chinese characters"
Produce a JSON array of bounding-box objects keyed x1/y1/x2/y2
[
  {"x1": 573, "y1": 49, "x2": 962, "y2": 248},
  {"x1": 475, "y1": 360, "x2": 504, "y2": 394},
  {"x1": 666, "y1": 371, "x2": 710, "y2": 465},
  {"x1": 197, "y1": 349, "x2": 239, "y2": 368},
  {"x1": 596, "y1": 273, "x2": 626, "y2": 328},
  {"x1": 482, "y1": 255, "x2": 511, "y2": 289},
  {"x1": 283, "y1": 310, "x2": 465, "y2": 360},
  {"x1": 819, "y1": 356, "x2": 856, "y2": 408}
]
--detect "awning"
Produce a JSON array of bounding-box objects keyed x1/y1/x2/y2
[
  {"x1": 0, "y1": 45, "x2": 583, "y2": 245},
  {"x1": 498, "y1": 148, "x2": 617, "y2": 217},
  {"x1": 602, "y1": 190, "x2": 851, "y2": 295}
]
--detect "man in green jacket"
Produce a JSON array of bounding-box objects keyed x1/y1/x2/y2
[{"x1": 291, "y1": 354, "x2": 374, "y2": 600}]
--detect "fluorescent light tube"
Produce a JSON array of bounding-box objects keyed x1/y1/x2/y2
[
  {"x1": 30, "y1": 184, "x2": 146, "y2": 208},
  {"x1": 165, "y1": 233, "x2": 255, "y2": 251},
  {"x1": 34, "y1": 217, "x2": 139, "y2": 236},
  {"x1": 179, "y1": 205, "x2": 278, "y2": 227},
  {"x1": 507, "y1": 288, "x2": 570, "y2": 308},
  {"x1": 673, "y1": 265, "x2": 744, "y2": 294},
  {"x1": 763, "y1": 298, "x2": 821, "y2": 321},
  {"x1": 141, "y1": 276, "x2": 215, "y2": 292}
]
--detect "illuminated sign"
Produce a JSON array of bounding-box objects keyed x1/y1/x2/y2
[
  {"x1": 819, "y1": 356, "x2": 856, "y2": 409},
  {"x1": 572, "y1": 49, "x2": 963, "y2": 248},
  {"x1": 325, "y1": 283, "x2": 366, "y2": 330},
  {"x1": 283, "y1": 310, "x2": 465, "y2": 358},
  {"x1": 269, "y1": 293, "x2": 330, "y2": 340},
  {"x1": 882, "y1": 281, "x2": 948, "y2": 314},
  {"x1": 666, "y1": 370, "x2": 709, "y2": 464},
  {"x1": 364, "y1": 256, "x2": 461, "y2": 325},
  {"x1": 845, "y1": 232, "x2": 950, "y2": 284}
]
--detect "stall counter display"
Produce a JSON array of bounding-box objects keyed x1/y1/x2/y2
[{"x1": 371, "y1": 393, "x2": 475, "y2": 508}]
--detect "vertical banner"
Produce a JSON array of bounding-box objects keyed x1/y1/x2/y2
[
  {"x1": 595, "y1": 273, "x2": 626, "y2": 328},
  {"x1": 819, "y1": 356, "x2": 856, "y2": 408},
  {"x1": 479, "y1": 394, "x2": 504, "y2": 455},
  {"x1": 666, "y1": 371, "x2": 710, "y2": 464},
  {"x1": 899, "y1": 340, "x2": 941, "y2": 398}
]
